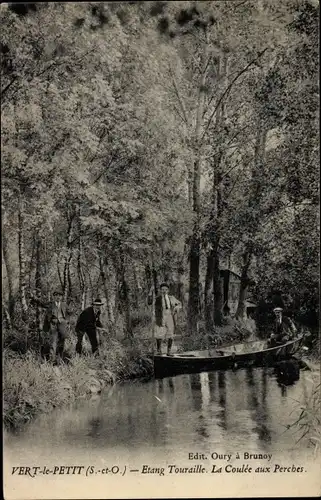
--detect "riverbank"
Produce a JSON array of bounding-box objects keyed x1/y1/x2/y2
[
  {"x1": 3, "y1": 317, "x2": 253, "y2": 432},
  {"x1": 4, "y1": 319, "x2": 319, "y2": 433},
  {"x1": 3, "y1": 336, "x2": 153, "y2": 431}
]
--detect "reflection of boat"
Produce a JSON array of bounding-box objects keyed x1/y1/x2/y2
[{"x1": 153, "y1": 336, "x2": 304, "y2": 378}]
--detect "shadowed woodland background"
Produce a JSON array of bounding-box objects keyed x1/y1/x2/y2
[{"x1": 1, "y1": 1, "x2": 319, "y2": 353}]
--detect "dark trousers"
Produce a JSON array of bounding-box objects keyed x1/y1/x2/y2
[
  {"x1": 76, "y1": 328, "x2": 99, "y2": 355},
  {"x1": 49, "y1": 320, "x2": 68, "y2": 361}
]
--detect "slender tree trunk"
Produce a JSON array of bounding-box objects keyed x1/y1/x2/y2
[
  {"x1": 2, "y1": 231, "x2": 15, "y2": 321},
  {"x1": 145, "y1": 263, "x2": 152, "y2": 297},
  {"x1": 119, "y1": 250, "x2": 132, "y2": 338},
  {"x1": 213, "y1": 249, "x2": 223, "y2": 326},
  {"x1": 204, "y1": 249, "x2": 215, "y2": 331},
  {"x1": 187, "y1": 35, "x2": 209, "y2": 335},
  {"x1": 63, "y1": 208, "x2": 74, "y2": 303},
  {"x1": 43, "y1": 236, "x2": 50, "y2": 301},
  {"x1": 18, "y1": 189, "x2": 28, "y2": 320},
  {"x1": 187, "y1": 73, "x2": 206, "y2": 329},
  {"x1": 152, "y1": 261, "x2": 158, "y2": 297},
  {"x1": 213, "y1": 174, "x2": 223, "y2": 326},
  {"x1": 83, "y1": 260, "x2": 94, "y2": 305},
  {"x1": 28, "y1": 232, "x2": 36, "y2": 292},
  {"x1": 235, "y1": 248, "x2": 253, "y2": 320},
  {"x1": 35, "y1": 235, "x2": 42, "y2": 339},
  {"x1": 107, "y1": 262, "x2": 117, "y2": 324},
  {"x1": 133, "y1": 264, "x2": 140, "y2": 309},
  {"x1": 236, "y1": 119, "x2": 268, "y2": 318},
  {"x1": 77, "y1": 233, "x2": 86, "y2": 310},
  {"x1": 187, "y1": 167, "x2": 193, "y2": 205},
  {"x1": 67, "y1": 265, "x2": 72, "y2": 298},
  {"x1": 205, "y1": 151, "x2": 223, "y2": 329},
  {"x1": 211, "y1": 54, "x2": 228, "y2": 328},
  {"x1": 3, "y1": 306, "x2": 12, "y2": 329},
  {"x1": 99, "y1": 252, "x2": 111, "y2": 322},
  {"x1": 57, "y1": 254, "x2": 63, "y2": 289}
]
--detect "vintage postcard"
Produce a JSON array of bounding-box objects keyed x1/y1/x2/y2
[{"x1": 2, "y1": 1, "x2": 320, "y2": 499}]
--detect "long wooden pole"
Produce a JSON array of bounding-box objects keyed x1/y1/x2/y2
[{"x1": 150, "y1": 285, "x2": 156, "y2": 375}]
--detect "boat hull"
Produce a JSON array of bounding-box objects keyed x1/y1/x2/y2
[{"x1": 153, "y1": 336, "x2": 304, "y2": 378}]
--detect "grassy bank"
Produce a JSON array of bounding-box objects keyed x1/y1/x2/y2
[
  {"x1": 287, "y1": 368, "x2": 320, "y2": 454},
  {"x1": 3, "y1": 335, "x2": 153, "y2": 431}
]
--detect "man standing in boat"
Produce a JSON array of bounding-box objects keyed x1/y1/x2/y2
[{"x1": 152, "y1": 282, "x2": 182, "y2": 356}]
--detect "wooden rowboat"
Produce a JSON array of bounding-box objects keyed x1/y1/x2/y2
[{"x1": 153, "y1": 335, "x2": 304, "y2": 378}]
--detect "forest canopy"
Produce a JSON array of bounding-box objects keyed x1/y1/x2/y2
[{"x1": 1, "y1": 0, "x2": 319, "y2": 341}]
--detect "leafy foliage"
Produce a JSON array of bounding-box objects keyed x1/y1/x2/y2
[{"x1": 1, "y1": 0, "x2": 319, "y2": 340}]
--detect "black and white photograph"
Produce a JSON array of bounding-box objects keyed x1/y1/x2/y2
[{"x1": 2, "y1": 1, "x2": 320, "y2": 499}]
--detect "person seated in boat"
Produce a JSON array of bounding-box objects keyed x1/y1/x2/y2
[
  {"x1": 272, "y1": 307, "x2": 297, "y2": 345},
  {"x1": 153, "y1": 282, "x2": 182, "y2": 356}
]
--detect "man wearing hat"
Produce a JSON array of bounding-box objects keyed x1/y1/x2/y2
[
  {"x1": 75, "y1": 298, "x2": 104, "y2": 356},
  {"x1": 268, "y1": 307, "x2": 297, "y2": 347},
  {"x1": 153, "y1": 283, "x2": 182, "y2": 356},
  {"x1": 43, "y1": 289, "x2": 69, "y2": 362}
]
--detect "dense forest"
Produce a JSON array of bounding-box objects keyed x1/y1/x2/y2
[{"x1": 1, "y1": 0, "x2": 319, "y2": 352}]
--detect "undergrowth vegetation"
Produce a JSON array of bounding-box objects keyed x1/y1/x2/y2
[
  {"x1": 287, "y1": 372, "x2": 321, "y2": 455},
  {"x1": 3, "y1": 333, "x2": 153, "y2": 431}
]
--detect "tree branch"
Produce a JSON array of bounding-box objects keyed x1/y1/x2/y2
[
  {"x1": 1, "y1": 75, "x2": 18, "y2": 99},
  {"x1": 168, "y1": 65, "x2": 189, "y2": 126},
  {"x1": 201, "y1": 48, "x2": 269, "y2": 145}
]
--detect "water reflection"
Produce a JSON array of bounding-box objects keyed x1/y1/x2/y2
[
  {"x1": 6, "y1": 366, "x2": 314, "y2": 461},
  {"x1": 190, "y1": 373, "x2": 202, "y2": 412},
  {"x1": 246, "y1": 367, "x2": 272, "y2": 446},
  {"x1": 168, "y1": 377, "x2": 174, "y2": 394},
  {"x1": 218, "y1": 371, "x2": 227, "y2": 431},
  {"x1": 87, "y1": 417, "x2": 103, "y2": 437}
]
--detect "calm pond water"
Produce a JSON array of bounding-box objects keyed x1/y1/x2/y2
[{"x1": 4, "y1": 366, "x2": 320, "y2": 499}]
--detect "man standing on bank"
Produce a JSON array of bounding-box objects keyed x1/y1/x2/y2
[
  {"x1": 154, "y1": 283, "x2": 182, "y2": 356},
  {"x1": 43, "y1": 289, "x2": 69, "y2": 362},
  {"x1": 75, "y1": 298, "x2": 104, "y2": 356}
]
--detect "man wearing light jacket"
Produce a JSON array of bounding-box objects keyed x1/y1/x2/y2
[{"x1": 152, "y1": 282, "x2": 182, "y2": 356}]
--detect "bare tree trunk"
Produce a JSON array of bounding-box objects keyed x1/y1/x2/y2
[
  {"x1": 83, "y1": 258, "x2": 94, "y2": 305},
  {"x1": 76, "y1": 206, "x2": 86, "y2": 310},
  {"x1": 35, "y1": 235, "x2": 42, "y2": 340},
  {"x1": 57, "y1": 254, "x2": 63, "y2": 289},
  {"x1": 77, "y1": 245, "x2": 86, "y2": 310},
  {"x1": 236, "y1": 119, "x2": 268, "y2": 318},
  {"x1": 205, "y1": 153, "x2": 223, "y2": 329},
  {"x1": 99, "y1": 253, "x2": 111, "y2": 321},
  {"x1": 187, "y1": 34, "x2": 210, "y2": 335},
  {"x1": 43, "y1": 236, "x2": 50, "y2": 301},
  {"x1": 67, "y1": 265, "x2": 72, "y2": 298},
  {"x1": 145, "y1": 263, "x2": 152, "y2": 297},
  {"x1": 235, "y1": 248, "x2": 253, "y2": 320},
  {"x1": 107, "y1": 263, "x2": 117, "y2": 324},
  {"x1": 152, "y1": 260, "x2": 158, "y2": 296},
  {"x1": 119, "y1": 250, "x2": 132, "y2": 338},
  {"x1": 28, "y1": 232, "x2": 36, "y2": 292},
  {"x1": 204, "y1": 249, "x2": 214, "y2": 332},
  {"x1": 132, "y1": 264, "x2": 140, "y2": 309},
  {"x1": 3, "y1": 305, "x2": 12, "y2": 329},
  {"x1": 211, "y1": 54, "x2": 228, "y2": 328},
  {"x1": 18, "y1": 189, "x2": 28, "y2": 320},
  {"x1": 2, "y1": 231, "x2": 16, "y2": 321},
  {"x1": 63, "y1": 208, "x2": 75, "y2": 303},
  {"x1": 213, "y1": 249, "x2": 223, "y2": 326}
]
